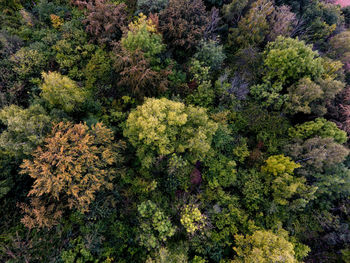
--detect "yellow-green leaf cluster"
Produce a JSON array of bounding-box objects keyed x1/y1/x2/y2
[
  {"x1": 261, "y1": 155, "x2": 315, "y2": 206},
  {"x1": 40, "y1": 72, "x2": 88, "y2": 113},
  {"x1": 232, "y1": 229, "x2": 297, "y2": 263},
  {"x1": 124, "y1": 98, "x2": 218, "y2": 169},
  {"x1": 121, "y1": 13, "x2": 165, "y2": 59},
  {"x1": 180, "y1": 204, "x2": 207, "y2": 235}
]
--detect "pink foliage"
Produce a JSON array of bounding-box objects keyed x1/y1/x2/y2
[{"x1": 336, "y1": 0, "x2": 350, "y2": 7}]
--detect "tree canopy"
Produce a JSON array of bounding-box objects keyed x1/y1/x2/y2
[{"x1": 1, "y1": 0, "x2": 350, "y2": 262}]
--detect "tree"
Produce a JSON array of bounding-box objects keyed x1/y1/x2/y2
[
  {"x1": 263, "y1": 36, "x2": 324, "y2": 87},
  {"x1": 329, "y1": 30, "x2": 350, "y2": 74},
  {"x1": 137, "y1": 200, "x2": 176, "y2": 250},
  {"x1": 0, "y1": 104, "x2": 51, "y2": 157},
  {"x1": 40, "y1": 72, "x2": 88, "y2": 113},
  {"x1": 268, "y1": 5, "x2": 297, "y2": 41},
  {"x1": 252, "y1": 37, "x2": 345, "y2": 114},
  {"x1": 250, "y1": 82, "x2": 287, "y2": 110},
  {"x1": 193, "y1": 40, "x2": 226, "y2": 72},
  {"x1": 288, "y1": 118, "x2": 347, "y2": 144},
  {"x1": 79, "y1": 0, "x2": 128, "y2": 45},
  {"x1": 145, "y1": 245, "x2": 188, "y2": 263},
  {"x1": 232, "y1": 229, "x2": 298, "y2": 263},
  {"x1": 239, "y1": 104, "x2": 291, "y2": 154},
  {"x1": 53, "y1": 18, "x2": 96, "y2": 80},
  {"x1": 222, "y1": 0, "x2": 249, "y2": 25},
  {"x1": 228, "y1": 0, "x2": 275, "y2": 48},
  {"x1": 10, "y1": 46, "x2": 47, "y2": 81},
  {"x1": 20, "y1": 122, "x2": 125, "y2": 228},
  {"x1": 136, "y1": 0, "x2": 168, "y2": 15},
  {"x1": 313, "y1": 163, "x2": 350, "y2": 201},
  {"x1": 300, "y1": 1, "x2": 342, "y2": 43},
  {"x1": 283, "y1": 77, "x2": 323, "y2": 115},
  {"x1": 285, "y1": 137, "x2": 349, "y2": 174},
  {"x1": 180, "y1": 204, "x2": 208, "y2": 235},
  {"x1": 121, "y1": 13, "x2": 165, "y2": 60},
  {"x1": 114, "y1": 48, "x2": 169, "y2": 99},
  {"x1": 261, "y1": 154, "x2": 315, "y2": 207},
  {"x1": 84, "y1": 48, "x2": 114, "y2": 93},
  {"x1": 185, "y1": 59, "x2": 215, "y2": 108},
  {"x1": 327, "y1": 85, "x2": 350, "y2": 136},
  {"x1": 159, "y1": 0, "x2": 209, "y2": 52},
  {"x1": 115, "y1": 14, "x2": 170, "y2": 99},
  {"x1": 343, "y1": 6, "x2": 350, "y2": 28},
  {"x1": 123, "y1": 98, "x2": 218, "y2": 169}
]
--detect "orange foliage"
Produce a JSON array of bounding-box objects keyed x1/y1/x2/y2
[{"x1": 20, "y1": 122, "x2": 125, "y2": 228}]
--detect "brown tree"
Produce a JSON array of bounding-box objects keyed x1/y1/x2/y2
[
  {"x1": 20, "y1": 122, "x2": 125, "y2": 228},
  {"x1": 268, "y1": 5, "x2": 297, "y2": 42},
  {"x1": 329, "y1": 30, "x2": 350, "y2": 73},
  {"x1": 328, "y1": 85, "x2": 350, "y2": 136},
  {"x1": 284, "y1": 137, "x2": 349, "y2": 176},
  {"x1": 74, "y1": 0, "x2": 128, "y2": 45},
  {"x1": 114, "y1": 48, "x2": 169, "y2": 99},
  {"x1": 159, "y1": 0, "x2": 209, "y2": 52}
]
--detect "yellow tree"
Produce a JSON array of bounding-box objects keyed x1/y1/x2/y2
[{"x1": 232, "y1": 229, "x2": 298, "y2": 263}]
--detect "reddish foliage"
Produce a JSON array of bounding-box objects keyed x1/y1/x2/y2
[
  {"x1": 248, "y1": 148, "x2": 264, "y2": 165},
  {"x1": 190, "y1": 168, "x2": 202, "y2": 185},
  {"x1": 187, "y1": 80, "x2": 198, "y2": 91}
]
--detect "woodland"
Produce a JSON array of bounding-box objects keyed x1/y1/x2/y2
[{"x1": 1, "y1": 0, "x2": 350, "y2": 262}]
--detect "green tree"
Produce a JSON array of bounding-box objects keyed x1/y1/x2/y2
[
  {"x1": 53, "y1": 18, "x2": 96, "y2": 80},
  {"x1": 0, "y1": 104, "x2": 51, "y2": 157},
  {"x1": 186, "y1": 59, "x2": 215, "y2": 108},
  {"x1": 61, "y1": 236, "x2": 97, "y2": 263},
  {"x1": 137, "y1": 0, "x2": 168, "y2": 15},
  {"x1": 250, "y1": 82, "x2": 287, "y2": 110},
  {"x1": 10, "y1": 46, "x2": 47, "y2": 80},
  {"x1": 252, "y1": 37, "x2": 345, "y2": 114},
  {"x1": 329, "y1": 30, "x2": 350, "y2": 73},
  {"x1": 288, "y1": 118, "x2": 347, "y2": 144},
  {"x1": 40, "y1": 71, "x2": 88, "y2": 113},
  {"x1": 222, "y1": 0, "x2": 249, "y2": 25},
  {"x1": 121, "y1": 13, "x2": 165, "y2": 60},
  {"x1": 138, "y1": 200, "x2": 176, "y2": 250},
  {"x1": 284, "y1": 77, "x2": 324, "y2": 115},
  {"x1": 228, "y1": 0, "x2": 275, "y2": 48},
  {"x1": 313, "y1": 163, "x2": 350, "y2": 202},
  {"x1": 261, "y1": 154, "x2": 315, "y2": 207},
  {"x1": 301, "y1": 1, "x2": 341, "y2": 43},
  {"x1": 263, "y1": 36, "x2": 324, "y2": 87},
  {"x1": 124, "y1": 98, "x2": 218, "y2": 169},
  {"x1": 84, "y1": 48, "x2": 114, "y2": 93},
  {"x1": 193, "y1": 40, "x2": 226, "y2": 72},
  {"x1": 145, "y1": 245, "x2": 188, "y2": 263}
]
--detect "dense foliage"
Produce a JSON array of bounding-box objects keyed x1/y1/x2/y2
[{"x1": 0, "y1": 0, "x2": 350, "y2": 262}]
